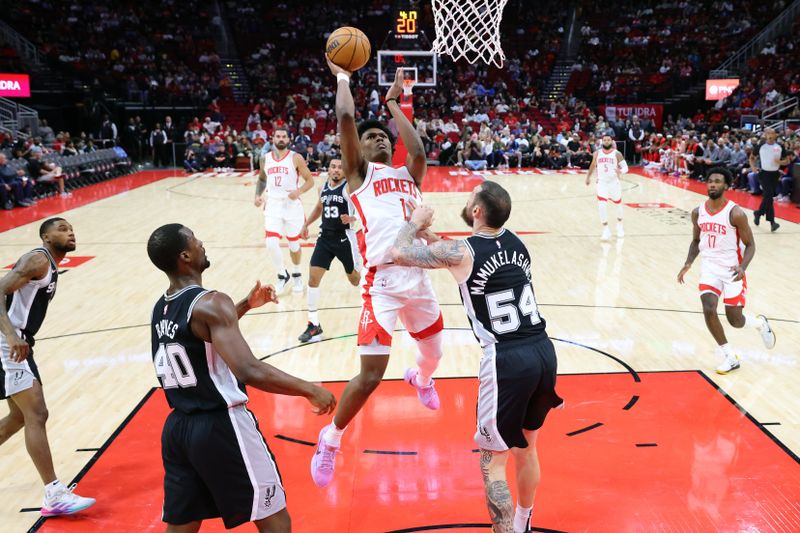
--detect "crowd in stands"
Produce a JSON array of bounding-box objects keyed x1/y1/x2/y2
[
  {"x1": 6, "y1": 0, "x2": 227, "y2": 104},
  {"x1": 711, "y1": 15, "x2": 800, "y2": 123},
  {"x1": 568, "y1": 0, "x2": 789, "y2": 103},
  {"x1": 2, "y1": 0, "x2": 798, "y2": 208}
]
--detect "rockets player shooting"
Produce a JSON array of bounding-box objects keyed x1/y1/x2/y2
[
  {"x1": 254, "y1": 128, "x2": 315, "y2": 294},
  {"x1": 586, "y1": 135, "x2": 627, "y2": 241},
  {"x1": 310, "y1": 62, "x2": 445, "y2": 487}
]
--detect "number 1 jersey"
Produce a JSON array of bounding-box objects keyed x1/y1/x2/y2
[
  {"x1": 151, "y1": 285, "x2": 248, "y2": 413},
  {"x1": 458, "y1": 229, "x2": 547, "y2": 347},
  {"x1": 349, "y1": 163, "x2": 423, "y2": 268}
]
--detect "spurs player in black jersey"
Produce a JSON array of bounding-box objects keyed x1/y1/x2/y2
[
  {"x1": 297, "y1": 158, "x2": 361, "y2": 342},
  {"x1": 390, "y1": 182, "x2": 563, "y2": 533},
  {"x1": 147, "y1": 224, "x2": 335, "y2": 532},
  {"x1": 0, "y1": 218, "x2": 95, "y2": 516}
]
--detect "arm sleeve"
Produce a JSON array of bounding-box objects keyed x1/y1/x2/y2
[{"x1": 618, "y1": 156, "x2": 629, "y2": 174}]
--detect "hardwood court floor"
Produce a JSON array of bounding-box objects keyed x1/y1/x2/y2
[{"x1": 1, "y1": 167, "x2": 798, "y2": 532}]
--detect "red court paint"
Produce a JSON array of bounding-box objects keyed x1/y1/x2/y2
[
  {"x1": 626, "y1": 202, "x2": 674, "y2": 209},
  {"x1": 0, "y1": 170, "x2": 179, "y2": 233},
  {"x1": 34, "y1": 372, "x2": 800, "y2": 532},
  {"x1": 630, "y1": 168, "x2": 800, "y2": 223}
]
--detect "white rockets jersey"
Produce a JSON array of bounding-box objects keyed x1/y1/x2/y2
[
  {"x1": 698, "y1": 199, "x2": 744, "y2": 268},
  {"x1": 349, "y1": 163, "x2": 423, "y2": 268},
  {"x1": 596, "y1": 149, "x2": 621, "y2": 182},
  {"x1": 261, "y1": 150, "x2": 300, "y2": 200}
]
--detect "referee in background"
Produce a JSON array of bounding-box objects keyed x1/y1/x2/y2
[{"x1": 750, "y1": 128, "x2": 792, "y2": 232}]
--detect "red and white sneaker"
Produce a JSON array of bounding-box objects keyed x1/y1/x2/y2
[{"x1": 404, "y1": 368, "x2": 440, "y2": 410}]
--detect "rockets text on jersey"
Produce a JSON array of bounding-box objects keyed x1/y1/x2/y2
[{"x1": 349, "y1": 163, "x2": 423, "y2": 268}]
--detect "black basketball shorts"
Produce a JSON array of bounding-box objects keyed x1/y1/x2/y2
[
  {"x1": 161, "y1": 404, "x2": 286, "y2": 528},
  {"x1": 310, "y1": 230, "x2": 360, "y2": 273},
  {"x1": 474, "y1": 336, "x2": 563, "y2": 451}
]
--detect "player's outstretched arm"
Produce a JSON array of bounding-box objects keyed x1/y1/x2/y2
[
  {"x1": 192, "y1": 292, "x2": 336, "y2": 414},
  {"x1": 386, "y1": 68, "x2": 427, "y2": 186},
  {"x1": 289, "y1": 153, "x2": 315, "y2": 200},
  {"x1": 730, "y1": 206, "x2": 755, "y2": 281},
  {"x1": 327, "y1": 57, "x2": 367, "y2": 188},
  {"x1": 235, "y1": 280, "x2": 279, "y2": 319},
  {"x1": 390, "y1": 205, "x2": 471, "y2": 282},
  {"x1": 0, "y1": 252, "x2": 49, "y2": 362},
  {"x1": 678, "y1": 207, "x2": 701, "y2": 284}
]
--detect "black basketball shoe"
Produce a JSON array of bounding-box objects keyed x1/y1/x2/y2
[{"x1": 298, "y1": 322, "x2": 323, "y2": 343}]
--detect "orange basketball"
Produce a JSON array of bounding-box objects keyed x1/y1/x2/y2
[{"x1": 326, "y1": 26, "x2": 371, "y2": 72}]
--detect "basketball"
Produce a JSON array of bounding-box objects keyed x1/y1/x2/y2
[{"x1": 326, "y1": 26, "x2": 371, "y2": 72}]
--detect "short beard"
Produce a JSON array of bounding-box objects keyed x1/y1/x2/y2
[
  {"x1": 461, "y1": 206, "x2": 474, "y2": 227},
  {"x1": 275, "y1": 142, "x2": 287, "y2": 150},
  {"x1": 54, "y1": 242, "x2": 76, "y2": 253},
  {"x1": 330, "y1": 173, "x2": 343, "y2": 183},
  {"x1": 602, "y1": 143, "x2": 613, "y2": 149},
  {"x1": 708, "y1": 189, "x2": 723, "y2": 200}
]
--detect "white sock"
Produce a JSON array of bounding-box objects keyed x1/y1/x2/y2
[
  {"x1": 265, "y1": 237, "x2": 285, "y2": 273},
  {"x1": 414, "y1": 331, "x2": 443, "y2": 386},
  {"x1": 513, "y1": 504, "x2": 532, "y2": 533},
  {"x1": 743, "y1": 313, "x2": 763, "y2": 331},
  {"x1": 308, "y1": 286, "x2": 320, "y2": 325},
  {"x1": 292, "y1": 264, "x2": 301, "y2": 275},
  {"x1": 598, "y1": 201, "x2": 608, "y2": 224},
  {"x1": 44, "y1": 479, "x2": 63, "y2": 498},
  {"x1": 719, "y1": 343, "x2": 734, "y2": 358},
  {"x1": 324, "y1": 424, "x2": 345, "y2": 447}
]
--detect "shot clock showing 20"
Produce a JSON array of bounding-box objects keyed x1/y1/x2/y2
[{"x1": 396, "y1": 10, "x2": 418, "y2": 39}]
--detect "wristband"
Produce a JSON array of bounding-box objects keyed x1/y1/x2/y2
[
  {"x1": 336, "y1": 73, "x2": 350, "y2": 83},
  {"x1": 385, "y1": 97, "x2": 399, "y2": 106}
]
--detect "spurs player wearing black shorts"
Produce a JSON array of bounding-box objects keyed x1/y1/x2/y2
[
  {"x1": 390, "y1": 182, "x2": 563, "y2": 533},
  {"x1": 146, "y1": 224, "x2": 336, "y2": 532},
  {"x1": 297, "y1": 158, "x2": 361, "y2": 342}
]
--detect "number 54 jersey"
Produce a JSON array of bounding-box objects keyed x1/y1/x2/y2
[
  {"x1": 151, "y1": 285, "x2": 248, "y2": 413},
  {"x1": 459, "y1": 229, "x2": 548, "y2": 347}
]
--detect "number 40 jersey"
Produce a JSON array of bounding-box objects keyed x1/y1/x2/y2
[
  {"x1": 151, "y1": 285, "x2": 248, "y2": 413},
  {"x1": 458, "y1": 229, "x2": 548, "y2": 347}
]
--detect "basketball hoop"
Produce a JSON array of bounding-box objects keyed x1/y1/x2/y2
[
  {"x1": 402, "y1": 79, "x2": 415, "y2": 97},
  {"x1": 431, "y1": 0, "x2": 508, "y2": 68}
]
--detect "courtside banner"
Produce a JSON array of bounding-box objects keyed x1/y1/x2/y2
[
  {"x1": 705, "y1": 79, "x2": 739, "y2": 100},
  {"x1": 599, "y1": 104, "x2": 664, "y2": 129},
  {"x1": 0, "y1": 73, "x2": 31, "y2": 97}
]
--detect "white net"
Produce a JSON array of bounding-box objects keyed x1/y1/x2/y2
[{"x1": 431, "y1": 0, "x2": 509, "y2": 68}]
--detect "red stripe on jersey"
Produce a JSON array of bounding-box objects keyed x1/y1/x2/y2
[
  {"x1": 597, "y1": 196, "x2": 608, "y2": 202},
  {"x1": 265, "y1": 231, "x2": 282, "y2": 238},
  {"x1": 271, "y1": 150, "x2": 291, "y2": 163},
  {"x1": 350, "y1": 193, "x2": 368, "y2": 233},
  {"x1": 409, "y1": 312, "x2": 444, "y2": 340},
  {"x1": 357, "y1": 267, "x2": 393, "y2": 347},
  {"x1": 698, "y1": 284, "x2": 722, "y2": 295}
]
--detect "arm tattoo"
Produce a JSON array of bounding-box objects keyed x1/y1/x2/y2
[
  {"x1": 393, "y1": 222, "x2": 465, "y2": 268},
  {"x1": 255, "y1": 178, "x2": 266, "y2": 197}
]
